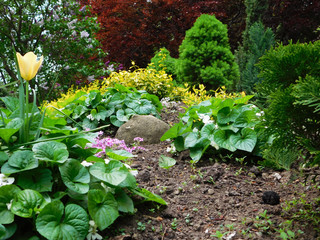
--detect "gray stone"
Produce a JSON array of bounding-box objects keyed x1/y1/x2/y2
[{"x1": 115, "y1": 115, "x2": 170, "y2": 145}]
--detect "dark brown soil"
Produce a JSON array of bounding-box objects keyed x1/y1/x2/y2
[{"x1": 103, "y1": 102, "x2": 320, "y2": 240}]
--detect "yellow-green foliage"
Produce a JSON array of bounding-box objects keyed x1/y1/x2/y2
[
  {"x1": 104, "y1": 63, "x2": 174, "y2": 99},
  {"x1": 42, "y1": 80, "x2": 109, "y2": 116}
]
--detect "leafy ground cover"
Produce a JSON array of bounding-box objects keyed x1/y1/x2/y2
[{"x1": 102, "y1": 102, "x2": 320, "y2": 240}]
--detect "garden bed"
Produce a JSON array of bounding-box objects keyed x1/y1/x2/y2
[{"x1": 102, "y1": 103, "x2": 320, "y2": 240}]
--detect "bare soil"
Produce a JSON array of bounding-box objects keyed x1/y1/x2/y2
[{"x1": 103, "y1": 102, "x2": 320, "y2": 240}]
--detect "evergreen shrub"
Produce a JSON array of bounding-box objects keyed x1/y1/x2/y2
[
  {"x1": 256, "y1": 40, "x2": 320, "y2": 166},
  {"x1": 176, "y1": 14, "x2": 240, "y2": 90},
  {"x1": 236, "y1": 21, "x2": 275, "y2": 93}
]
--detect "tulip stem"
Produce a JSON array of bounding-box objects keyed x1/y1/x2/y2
[{"x1": 25, "y1": 82, "x2": 29, "y2": 143}]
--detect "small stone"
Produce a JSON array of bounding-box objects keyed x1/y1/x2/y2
[
  {"x1": 272, "y1": 172, "x2": 282, "y2": 181},
  {"x1": 262, "y1": 191, "x2": 280, "y2": 205},
  {"x1": 208, "y1": 189, "x2": 215, "y2": 195}
]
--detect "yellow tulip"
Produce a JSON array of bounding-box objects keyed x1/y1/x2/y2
[{"x1": 16, "y1": 52, "x2": 43, "y2": 81}]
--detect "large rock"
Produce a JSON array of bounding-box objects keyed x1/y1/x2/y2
[{"x1": 115, "y1": 115, "x2": 170, "y2": 145}]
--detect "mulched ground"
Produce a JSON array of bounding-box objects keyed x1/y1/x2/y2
[{"x1": 102, "y1": 102, "x2": 320, "y2": 240}]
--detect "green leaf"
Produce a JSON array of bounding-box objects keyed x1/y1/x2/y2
[
  {"x1": 89, "y1": 162, "x2": 128, "y2": 187},
  {"x1": 0, "y1": 97, "x2": 19, "y2": 112},
  {"x1": 33, "y1": 141, "x2": 68, "y2": 163},
  {"x1": 234, "y1": 95, "x2": 254, "y2": 104},
  {"x1": 36, "y1": 201, "x2": 89, "y2": 240},
  {"x1": 217, "y1": 107, "x2": 239, "y2": 125},
  {"x1": 92, "y1": 105, "x2": 108, "y2": 121},
  {"x1": 0, "y1": 224, "x2": 5, "y2": 239},
  {"x1": 200, "y1": 123, "x2": 216, "y2": 142},
  {"x1": 0, "y1": 151, "x2": 9, "y2": 166},
  {"x1": 189, "y1": 147, "x2": 204, "y2": 163},
  {"x1": 11, "y1": 189, "x2": 47, "y2": 218},
  {"x1": 115, "y1": 189, "x2": 134, "y2": 214},
  {"x1": 0, "y1": 118, "x2": 23, "y2": 144},
  {"x1": 59, "y1": 159, "x2": 90, "y2": 194},
  {"x1": 133, "y1": 99, "x2": 153, "y2": 115},
  {"x1": 110, "y1": 115, "x2": 124, "y2": 127},
  {"x1": 130, "y1": 188, "x2": 167, "y2": 205},
  {"x1": 106, "y1": 149, "x2": 135, "y2": 161},
  {"x1": 17, "y1": 168, "x2": 53, "y2": 192},
  {"x1": 88, "y1": 189, "x2": 119, "y2": 231},
  {"x1": 0, "y1": 185, "x2": 21, "y2": 224},
  {"x1": 184, "y1": 131, "x2": 199, "y2": 148},
  {"x1": 233, "y1": 110, "x2": 255, "y2": 128},
  {"x1": 160, "y1": 122, "x2": 183, "y2": 141},
  {"x1": 104, "y1": 105, "x2": 115, "y2": 118},
  {"x1": 229, "y1": 128, "x2": 257, "y2": 152},
  {"x1": 159, "y1": 155, "x2": 176, "y2": 169},
  {"x1": 214, "y1": 130, "x2": 237, "y2": 152},
  {"x1": 82, "y1": 118, "x2": 98, "y2": 130},
  {"x1": 1, "y1": 151, "x2": 38, "y2": 174},
  {"x1": 0, "y1": 223, "x2": 17, "y2": 240},
  {"x1": 72, "y1": 105, "x2": 88, "y2": 119},
  {"x1": 116, "y1": 109, "x2": 129, "y2": 122}
]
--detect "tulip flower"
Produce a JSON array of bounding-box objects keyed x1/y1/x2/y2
[{"x1": 16, "y1": 52, "x2": 43, "y2": 81}]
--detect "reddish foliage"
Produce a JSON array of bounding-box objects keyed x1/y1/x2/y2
[
  {"x1": 264, "y1": 0, "x2": 320, "y2": 43},
  {"x1": 81, "y1": 0, "x2": 246, "y2": 68}
]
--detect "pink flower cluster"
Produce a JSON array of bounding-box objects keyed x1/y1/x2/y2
[{"x1": 92, "y1": 135, "x2": 146, "y2": 158}]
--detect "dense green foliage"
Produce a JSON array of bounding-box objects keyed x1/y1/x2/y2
[
  {"x1": 0, "y1": 0, "x2": 106, "y2": 101},
  {"x1": 161, "y1": 95, "x2": 265, "y2": 163},
  {"x1": 236, "y1": 21, "x2": 275, "y2": 93},
  {"x1": 176, "y1": 14, "x2": 240, "y2": 90},
  {"x1": 45, "y1": 84, "x2": 162, "y2": 129},
  {"x1": 256, "y1": 41, "x2": 320, "y2": 166},
  {"x1": 148, "y1": 48, "x2": 177, "y2": 78}
]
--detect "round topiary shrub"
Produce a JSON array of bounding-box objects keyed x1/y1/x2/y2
[{"x1": 176, "y1": 14, "x2": 239, "y2": 90}]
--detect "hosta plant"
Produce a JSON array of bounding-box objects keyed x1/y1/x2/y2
[
  {"x1": 44, "y1": 84, "x2": 162, "y2": 129},
  {"x1": 161, "y1": 95, "x2": 265, "y2": 163}
]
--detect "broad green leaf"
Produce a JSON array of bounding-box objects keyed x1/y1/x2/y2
[
  {"x1": 89, "y1": 162, "x2": 128, "y2": 187},
  {"x1": 160, "y1": 122, "x2": 183, "y2": 141},
  {"x1": 110, "y1": 115, "x2": 124, "y2": 127},
  {"x1": 1, "y1": 151, "x2": 38, "y2": 174},
  {"x1": 200, "y1": 123, "x2": 216, "y2": 142},
  {"x1": 104, "y1": 105, "x2": 115, "y2": 118},
  {"x1": 106, "y1": 149, "x2": 135, "y2": 161},
  {"x1": 116, "y1": 109, "x2": 129, "y2": 122},
  {"x1": 133, "y1": 99, "x2": 153, "y2": 115},
  {"x1": 85, "y1": 91, "x2": 102, "y2": 108},
  {"x1": 82, "y1": 118, "x2": 98, "y2": 130},
  {"x1": 233, "y1": 110, "x2": 256, "y2": 128},
  {"x1": 59, "y1": 159, "x2": 90, "y2": 194},
  {"x1": 159, "y1": 155, "x2": 176, "y2": 169},
  {"x1": 0, "y1": 224, "x2": 5, "y2": 239},
  {"x1": 189, "y1": 147, "x2": 204, "y2": 163},
  {"x1": 36, "y1": 201, "x2": 89, "y2": 240},
  {"x1": 229, "y1": 128, "x2": 257, "y2": 152},
  {"x1": 88, "y1": 189, "x2": 119, "y2": 230},
  {"x1": 91, "y1": 105, "x2": 108, "y2": 121},
  {"x1": 130, "y1": 188, "x2": 167, "y2": 205},
  {"x1": 0, "y1": 97, "x2": 19, "y2": 112},
  {"x1": 234, "y1": 95, "x2": 254, "y2": 104},
  {"x1": 115, "y1": 189, "x2": 134, "y2": 213},
  {"x1": 72, "y1": 105, "x2": 88, "y2": 119},
  {"x1": 174, "y1": 136, "x2": 185, "y2": 151},
  {"x1": 0, "y1": 151, "x2": 8, "y2": 166},
  {"x1": 17, "y1": 168, "x2": 53, "y2": 192},
  {"x1": 0, "y1": 185, "x2": 21, "y2": 224},
  {"x1": 217, "y1": 107, "x2": 239, "y2": 125},
  {"x1": 0, "y1": 118, "x2": 23, "y2": 144},
  {"x1": 184, "y1": 132, "x2": 199, "y2": 148},
  {"x1": 214, "y1": 130, "x2": 237, "y2": 152},
  {"x1": 33, "y1": 141, "x2": 68, "y2": 163},
  {"x1": 11, "y1": 189, "x2": 47, "y2": 218},
  {"x1": 0, "y1": 223, "x2": 17, "y2": 240}
]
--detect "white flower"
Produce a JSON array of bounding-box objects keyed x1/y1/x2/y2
[
  {"x1": 210, "y1": 141, "x2": 219, "y2": 150},
  {"x1": 64, "y1": 65, "x2": 70, "y2": 70},
  {"x1": 198, "y1": 113, "x2": 213, "y2": 124},
  {"x1": 104, "y1": 159, "x2": 110, "y2": 165},
  {"x1": 86, "y1": 220, "x2": 103, "y2": 240},
  {"x1": 86, "y1": 114, "x2": 94, "y2": 121},
  {"x1": 0, "y1": 174, "x2": 15, "y2": 186},
  {"x1": 6, "y1": 199, "x2": 13, "y2": 211},
  {"x1": 166, "y1": 144, "x2": 176, "y2": 154},
  {"x1": 107, "y1": 64, "x2": 115, "y2": 72},
  {"x1": 71, "y1": 30, "x2": 77, "y2": 37},
  {"x1": 67, "y1": 19, "x2": 77, "y2": 29},
  {"x1": 130, "y1": 169, "x2": 139, "y2": 176},
  {"x1": 87, "y1": 75, "x2": 95, "y2": 82},
  {"x1": 80, "y1": 30, "x2": 90, "y2": 38},
  {"x1": 192, "y1": 128, "x2": 199, "y2": 133},
  {"x1": 81, "y1": 161, "x2": 93, "y2": 167}
]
